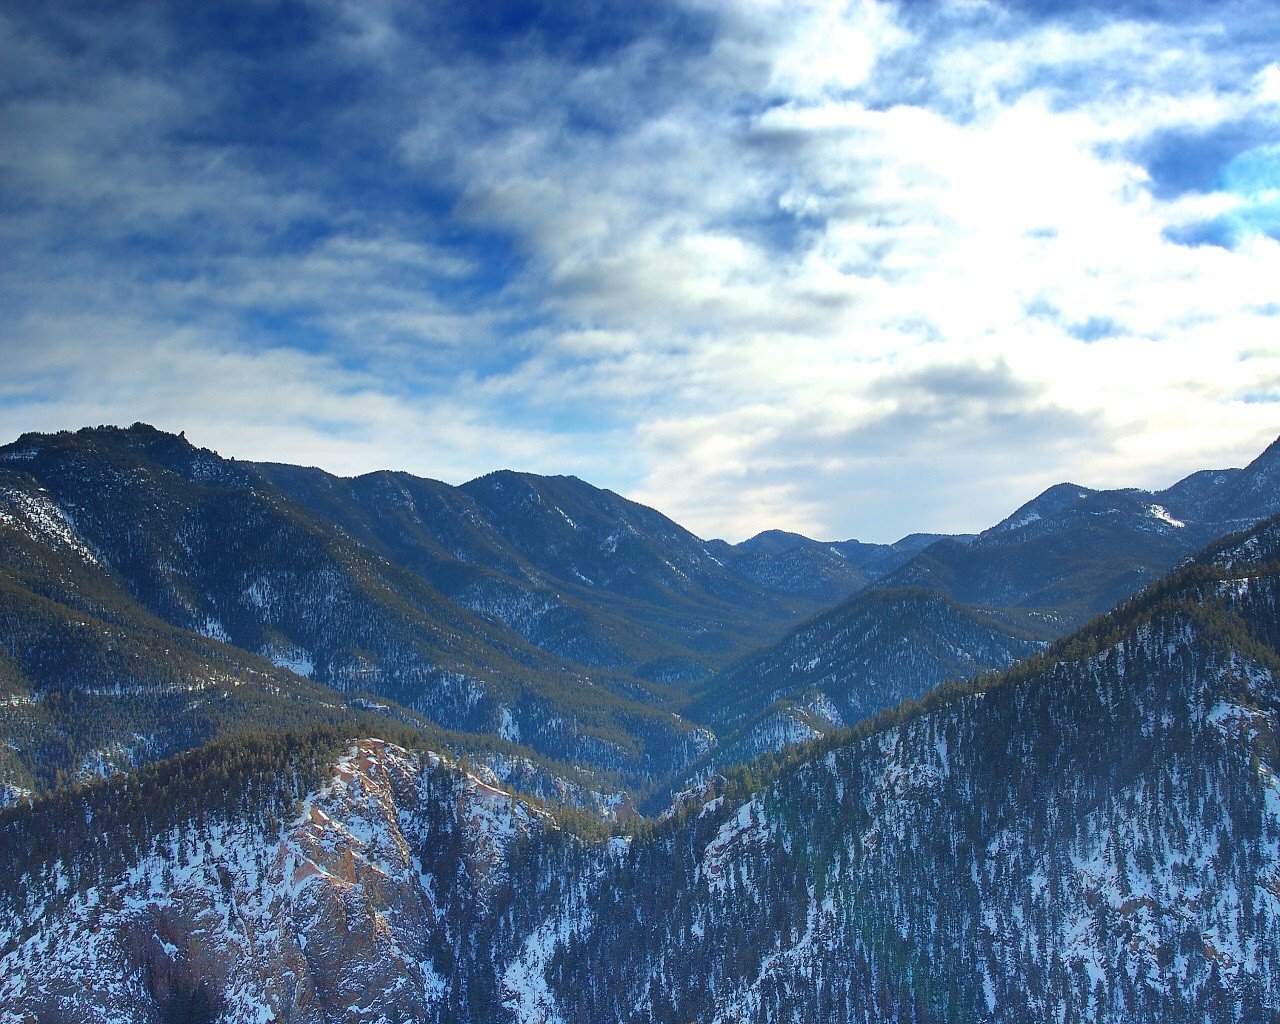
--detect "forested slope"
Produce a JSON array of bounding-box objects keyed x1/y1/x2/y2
[{"x1": 5, "y1": 516, "x2": 1279, "y2": 1022}]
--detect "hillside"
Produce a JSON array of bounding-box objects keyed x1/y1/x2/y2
[
  {"x1": 5, "y1": 421, "x2": 1280, "y2": 799},
  {"x1": 675, "y1": 436, "x2": 1280, "y2": 762},
  {"x1": 0, "y1": 427, "x2": 708, "y2": 783},
  {"x1": 0, "y1": 423, "x2": 972, "y2": 786},
  {"x1": 882, "y1": 438, "x2": 1280, "y2": 631},
  {"x1": 256, "y1": 462, "x2": 827, "y2": 686},
  {"x1": 687, "y1": 586, "x2": 1044, "y2": 765}
]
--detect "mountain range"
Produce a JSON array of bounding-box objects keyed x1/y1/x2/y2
[
  {"x1": 4, "y1": 492, "x2": 1279, "y2": 1022},
  {"x1": 3, "y1": 423, "x2": 1280, "y2": 802},
  {"x1": 4, "y1": 422, "x2": 1280, "y2": 1021}
]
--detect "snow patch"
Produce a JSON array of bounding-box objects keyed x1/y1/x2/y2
[{"x1": 1148, "y1": 504, "x2": 1186, "y2": 528}]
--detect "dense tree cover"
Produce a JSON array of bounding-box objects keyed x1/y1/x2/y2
[
  {"x1": 0, "y1": 425, "x2": 715, "y2": 784},
  {"x1": 0, "y1": 729, "x2": 350, "y2": 925},
  {"x1": 4, "y1": 422, "x2": 1280, "y2": 803},
  {"x1": 260, "y1": 460, "x2": 833, "y2": 683},
  {"x1": 683, "y1": 586, "x2": 1043, "y2": 772},
  {"x1": 520, "y1": 525, "x2": 1280, "y2": 1024},
  {"x1": 4, "y1": 516, "x2": 1280, "y2": 1021}
]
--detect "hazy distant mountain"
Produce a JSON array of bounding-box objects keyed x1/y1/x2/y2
[
  {"x1": 714, "y1": 529, "x2": 957, "y2": 604},
  {"x1": 880, "y1": 436, "x2": 1280, "y2": 632}
]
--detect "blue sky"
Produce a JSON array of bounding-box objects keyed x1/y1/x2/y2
[{"x1": 3, "y1": 0, "x2": 1280, "y2": 541}]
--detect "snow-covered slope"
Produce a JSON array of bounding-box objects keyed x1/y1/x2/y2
[
  {"x1": 1, "y1": 738, "x2": 553, "y2": 1023},
  {"x1": 522, "y1": 516, "x2": 1280, "y2": 1024}
]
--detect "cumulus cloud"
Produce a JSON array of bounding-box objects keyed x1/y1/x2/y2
[{"x1": 2, "y1": 0, "x2": 1280, "y2": 539}]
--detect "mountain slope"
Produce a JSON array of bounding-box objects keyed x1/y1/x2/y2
[
  {"x1": 0, "y1": 469, "x2": 635, "y2": 815},
  {"x1": 718, "y1": 530, "x2": 955, "y2": 603},
  {"x1": 687, "y1": 586, "x2": 1043, "y2": 763},
  {"x1": 880, "y1": 436, "x2": 1280, "y2": 632},
  {"x1": 0, "y1": 731, "x2": 565, "y2": 1023},
  {"x1": 1162, "y1": 435, "x2": 1280, "y2": 532},
  {"x1": 256, "y1": 462, "x2": 819, "y2": 685},
  {"x1": 6, "y1": 515, "x2": 1280, "y2": 1022},
  {"x1": 0, "y1": 471, "x2": 403, "y2": 801},
  {"x1": 6, "y1": 421, "x2": 1280, "y2": 796},
  {"x1": 0, "y1": 426, "x2": 707, "y2": 781},
  {"x1": 679, "y1": 438, "x2": 1280, "y2": 763},
  {"x1": 541, "y1": 520, "x2": 1280, "y2": 1024}
]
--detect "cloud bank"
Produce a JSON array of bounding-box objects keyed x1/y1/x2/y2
[{"x1": 3, "y1": 0, "x2": 1279, "y2": 540}]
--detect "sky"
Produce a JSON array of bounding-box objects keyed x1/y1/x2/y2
[{"x1": 2, "y1": 0, "x2": 1280, "y2": 542}]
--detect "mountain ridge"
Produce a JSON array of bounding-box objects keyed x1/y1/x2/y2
[{"x1": 4, "y1": 420, "x2": 1280, "y2": 798}]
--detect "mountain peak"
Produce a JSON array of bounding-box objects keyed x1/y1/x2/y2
[
  {"x1": 463, "y1": 468, "x2": 594, "y2": 493},
  {"x1": 1246, "y1": 432, "x2": 1280, "y2": 470},
  {"x1": 4, "y1": 421, "x2": 197, "y2": 460},
  {"x1": 735, "y1": 529, "x2": 816, "y2": 555},
  {"x1": 985, "y1": 481, "x2": 1096, "y2": 535}
]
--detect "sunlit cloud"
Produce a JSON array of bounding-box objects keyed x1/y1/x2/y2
[{"x1": 2, "y1": 0, "x2": 1279, "y2": 540}]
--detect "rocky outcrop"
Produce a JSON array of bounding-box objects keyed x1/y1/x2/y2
[{"x1": 0, "y1": 739, "x2": 550, "y2": 1024}]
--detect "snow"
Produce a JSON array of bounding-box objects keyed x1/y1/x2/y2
[
  {"x1": 264, "y1": 646, "x2": 315, "y2": 677},
  {"x1": 195, "y1": 616, "x2": 231, "y2": 642},
  {"x1": 1003, "y1": 511, "x2": 1042, "y2": 531},
  {"x1": 0, "y1": 739, "x2": 556, "y2": 1023},
  {"x1": 499, "y1": 706, "x2": 522, "y2": 743},
  {"x1": 457, "y1": 583, "x2": 557, "y2": 638},
  {"x1": 0, "y1": 487, "x2": 99, "y2": 564},
  {"x1": 1148, "y1": 504, "x2": 1186, "y2": 528},
  {"x1": 503, "y1": 919, "x2": 573, "y2": 1024},
  {"x1": 702, "y1": 799, "x2": 770, "y2": 892}
]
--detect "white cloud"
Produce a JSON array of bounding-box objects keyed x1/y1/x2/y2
[{"x1": 4, "y1": 0, "x2": 1280, "y2": 540}]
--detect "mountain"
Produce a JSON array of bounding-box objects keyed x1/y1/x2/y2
[
  {"x1": 675, "y1": 443, "x2": 1280, "y2": 763},
  {"x1": 0, "y1": 423, "x2": 973, "y2": 788},
  {"x1": 0, "y1": 459, "x2": 643, "y2": 819},
  {"x1": 715, "y1": 530, "x2": 956, "y2": 604},
  {"x1": 0, "y1": 426, "x2": 711, "y2": 783},
  {"x1": 255, "y1": 462, "x2": 825, "y2": 686},
  {"x1": 686, "y1": 586, "x2": 1044, "y2": 765},
  {"x1": 0, "y1": 465, "x2": 412, "y2": 801},
  {"x1": 883, "y1": 438, "x2": 1280, "y2": 633},
  {"x1": 540, "y1": 514, "x2": 1280, "y2": 1023},
  {"x1": 5, "y1": 420, "x2": 1280, "y2": 801},
  {"x1": 5, "y1": 513, "x2": 1280, "y2": 1021},
  {"x1": 1161, "y1": 436, "x2": 1280, "y2": 531}
]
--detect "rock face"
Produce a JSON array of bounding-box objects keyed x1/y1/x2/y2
[
  {"x1": 6, "y1": 516, "x2": 1280, "y2": 1023},
  {"x1": 0, "y1": 739, "x2": 550, "y2": 1023}
]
